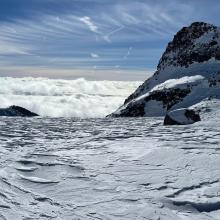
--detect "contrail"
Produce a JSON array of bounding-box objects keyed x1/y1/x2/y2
[{"x1": 103, "y1": 25, "x2": 125, "y2": 42}]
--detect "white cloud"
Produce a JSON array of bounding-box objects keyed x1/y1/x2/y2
[
  {"x1": 79, "y1": 16, "x2": 99, "y2": 33},
  {"x1": 90, "y1": 53, "x2": 99, "y2": 58},
  {"x1": 0, "y1": 41, "x2": 30, "y2": 55},
  {"x1": 56, "y1": 16, "x2": 60, "y2": 22},
  {"x1": 123, "y1": 47, "x2": 132, "y2": 59}
]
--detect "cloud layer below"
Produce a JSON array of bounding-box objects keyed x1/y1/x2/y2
[{"x1": 0, "y1": 77, "x2": 141, "y2": 117}]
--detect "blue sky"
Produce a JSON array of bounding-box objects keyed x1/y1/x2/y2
[{"x1": 0, "y1": 0, "x2": 220, "y2": 80}]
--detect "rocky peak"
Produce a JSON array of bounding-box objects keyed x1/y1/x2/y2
[
  {"x1": 166, "y1": 22, "x2": 216, "y2": 52},
  {"x1": 110, "y1": 22, "x2": 220, "y2": 117},
  {"x1": 123, "y1": 22, "x2": 220, "y2": 105},
  {"x1": 158, "y1": 22, "x2": 220, "y2": 69}
]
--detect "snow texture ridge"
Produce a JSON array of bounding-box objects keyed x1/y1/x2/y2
[{"x1": 1, "y1": 102, "x2": 220, "y2": 219}]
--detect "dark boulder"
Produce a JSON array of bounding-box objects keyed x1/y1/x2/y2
[
  {"x1": 0, "y1": 106, "x2": 39, "y2": 117},
  {"x1": 164, "y1": 109, "x2": 201, "y2": 125}
]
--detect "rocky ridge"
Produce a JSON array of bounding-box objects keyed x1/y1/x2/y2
[
  {"x1": 0, "y1": 106, "x2": 39, "y2": 117},
  {"x1": 109, "y1": 22, "x2": 220, "y2": 119}
]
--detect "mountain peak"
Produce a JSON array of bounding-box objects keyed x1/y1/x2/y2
[
  {"x1": 190, "y1": 21, "x2": 214, "y2": 28},
  {"x1": 158, "y1": 22, "x2": 220, "y2": 70},
  {"x1": 110, "y1": 22, "x2": 220, "y2": 117},
  {"x1": 171, "y1": 22, "x2": 216, "y2": 48}
]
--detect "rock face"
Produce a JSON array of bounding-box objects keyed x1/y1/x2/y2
[
  {"x1": 0, "y1": 106, "x2": 39, "y2": 117},
  {"x1": 109, "y1": 22, "x2": 220, "y2": 117},
  {"x1": 164, "y1": 109, "x2": 201, "y2": 125}
]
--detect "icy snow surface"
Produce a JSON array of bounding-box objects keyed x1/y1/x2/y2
[{"x1": 0, "y1": 100, "x2": 220, "y2": 219}]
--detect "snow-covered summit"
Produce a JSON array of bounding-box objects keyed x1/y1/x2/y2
[{"x1": 110, "y1": 22, "x2": 220, "y2": 117}]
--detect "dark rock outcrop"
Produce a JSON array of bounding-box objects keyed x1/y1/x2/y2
[
  {"x1": 110, "y1": 87, "x2": 191, "y2": 117},
  {"x1": 164, "y1": 109, "x2": 201, "y2": 125},
  {"x1": 0, "y1": 106, "x2": 38, "y2": 117}
]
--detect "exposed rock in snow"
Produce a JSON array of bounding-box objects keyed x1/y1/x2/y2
[
  {"x1": 164, "y1": 108, "x2": 201, "y2": 125},
  {"x1": 110, "y1": 22, "x2": 220, "y2": 117},
  {"x1": 0, "y1": 105, "x2": 39, "y2": 117}
]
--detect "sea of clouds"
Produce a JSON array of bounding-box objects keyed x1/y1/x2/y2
[{"x1": 0, "y1": 77, "x2": 141, "y2": 118}]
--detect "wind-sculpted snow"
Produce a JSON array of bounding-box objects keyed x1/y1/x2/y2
[
  {"x1": 0, "y1": 99, "x2": 220, "y2": 219},
  {"x1": 0, "y1": 77, "x2": 141, "y2": 118}
]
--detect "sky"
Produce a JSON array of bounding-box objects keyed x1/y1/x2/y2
[{"x1": 0, "y1": 0, "x2": 220, "y2": 80}]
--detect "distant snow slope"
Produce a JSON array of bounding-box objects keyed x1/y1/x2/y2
[
  {"x1": 0, "y1": 77, "x2": 141, "y2": 118},
  {"x1": 110, "y1": 22, "x2": 220, "y2": 117}
]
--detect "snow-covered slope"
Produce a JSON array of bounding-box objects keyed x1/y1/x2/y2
[
  {"x1": 110, "y1": 22, "x2": 220, "y2": 117},
  {"x1": 1, "y1": 105, "x2": 220, "y2": 219}
]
